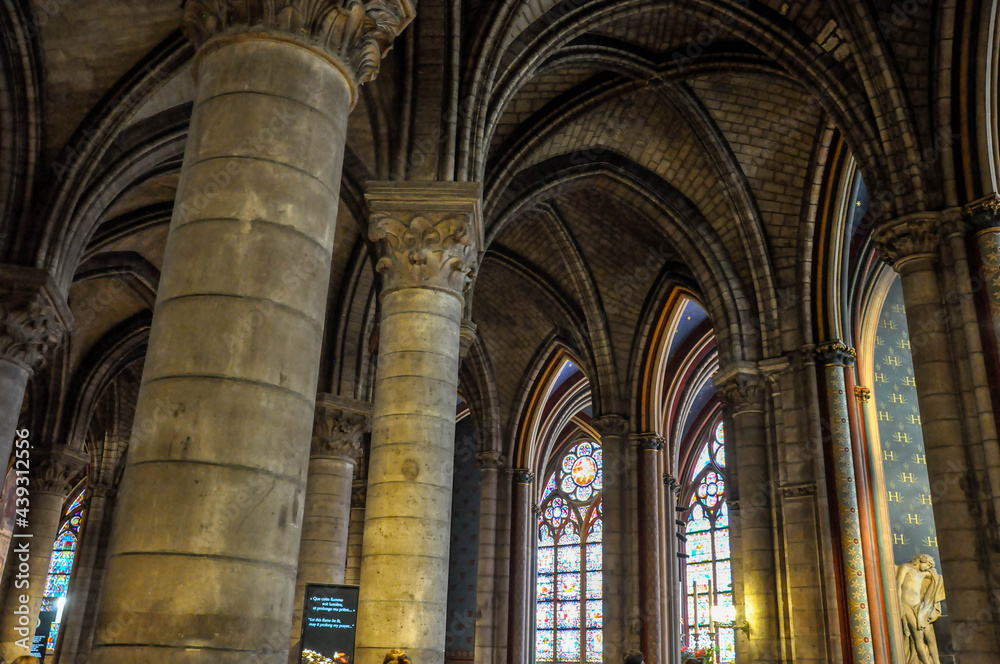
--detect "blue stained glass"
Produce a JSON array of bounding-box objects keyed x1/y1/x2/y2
[
  {"x1": 558, "y1": 573, "x2": 580, "y2": 599},
  {"x1": 692, "y1": 445, "x2": 712, "y2": 480},
  {"x1": 716, "y1": 563, "x2": 733, "y2": 592},
  {"x1": 719, "y1": 627, "x2": 736, "y2": 663},
  {"x1": 715, "y1": 422, "x2": 725, "y2": 445},
  {"x1": 716, "y1": 592, "x2": 734, "y2": 615},
  {"x1": 557, "y1": 521, "x2": 580, "y2": 545},
  {"x1": 557, "y1": 630, "x2": 581, "y2": 661},
  {"x1": 586, "y1": 629, "x2": 603, "y2": 662},
  {"x1": 69, "y1": 514, "x2": 82, "y2": 532},
  {"x1": 557, "y1": 601, "x2": 581, "y2": 628},
  {"x1": 537, "y1": 601, "x2": 555, "y2": 629},
  {"x1": 558, "y1": 545, "x2": 580, "y2": 572},
  {"x1": 713, "y1": 440, "x2": 726, "y2": 468},
  {"x1": 538, "y1": 547, "x2": 555, "y2": 574},
  {"x1": 66, "y1": 491, "x2": 85, "y2": 515},
  {"x1": 53, "y1": 530, "x2": 76, "y2": 552},
  {"x1": 46, "y1": 619, "x2": 60, "y2": 651},
  {"x1": 537, "y1": 574, "x2": 554, "y2": 600},
  {"x1": 688, "y1": 504, "x2": 711, "y2": 532},
  {"x1": 47, "y1": 550, "x2": 74, "y2": 576},
  {"x1": 536, "y1": 631, "x2": 555, "y2": 661},
  {"x1": 717, "y1": 503, "x2": 730, "y2": 528},
  {"x1": 587, "y1": 518, "x2": 603, "y2": 542},
  {"x1": 585, "y1": 600, "x2": 602, "y2": 628},
  {"x1": 688, "y1": 531, "x2": 713, "y2": 562},
  {"x1": 586, "y1": 571, "x2": 602, "y2": 599},
  {"x1": 714, "y1": 529, "x2": 731, "y2": 560},
  {"x1": 688, "y1": 561, "x2": 712, "y2": 587},
  {"x1": 577, "y1": 442, "x2": 592, "y2": 457},
  {"x1": 585, "y1": 543, "x2": 601, "y2": 570},
  {"x1": 43, "y1": 574, "x2": 68, "y2": 597},
  {"x1": 541, "y1": 475, "x2": 557, "y2": 502},
  {"x1": 40, "y1": 599, "x2": 56, "y2": 612},
  {"x1": 562, "y1": 454, "x2": 577, "y2": 474},
  {"x1": 561, "y1": 473, "x2": 576, "y2": 494},
  {"x1": 540, "y1": 525, "x2": 555, "y2": 546}
]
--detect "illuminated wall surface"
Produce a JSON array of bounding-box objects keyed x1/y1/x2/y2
[
  {"x1": 445, "y1": 417, "x2": 482, "y2": 661},
  {"x1": 873, "y1": 277, "x2": 952, "y2": 656}
]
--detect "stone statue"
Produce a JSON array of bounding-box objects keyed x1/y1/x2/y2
[
  {"x1": 896, "y1": 554, "x2": 945, "y2": 664},
  {"x1": 384, "y1": 650, "x2": 411, "y2": 664}
]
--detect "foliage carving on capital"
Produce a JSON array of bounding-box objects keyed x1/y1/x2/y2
[
  {"x1": 477, "y1": 450, "x2": 505, "y2": 469},
  {"x1": 182, "y1": 0, "x2": 415, "y2": 84},
  {"x1": 714, "y1": 365, "x2": 764, "y2": 413},
  {"x1": 370, "y1": 211, "x2": 481, "y2": 295},
  {"x1": 29, "y1": 448, "x2": 87, "y2": 496},
  {"x1": 592, "y1": 414, "x2": 629, "y2": 439},
  {"x1": 637, "y1": 434, "x2": 665, "y2": 451},
  {"x1": 312, "y1": 405, "x2": 370, "y2": 463},
  {"x1": 0, "y1": 293, "x2": 65, "y2": 372},
  {"x1": 872, "y1": 212, "x2": 943, "y2": 268},
  {"x1": 816, "y1": 341, "x2": 857, "y2": 367}
]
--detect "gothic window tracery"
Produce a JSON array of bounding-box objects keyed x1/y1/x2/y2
[
  {"x1": 39, "y1": 488, "x2": 86, "y2": 653},
  {"x1": 684, "y1": 421, "x2": 735, "y2": 662},
  {"x1": 536, "y1": 439, "x2": 603, "y2": 663}
]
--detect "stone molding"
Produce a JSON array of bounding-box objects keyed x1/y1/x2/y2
[
  {"x1": 476, "y1": 450, "x2": 505, "y2": 469},
  {"x1": 778, "y1": 483, "x2": 818, "y2": 499},
  {"x1": 312, "y1": 399, "x2": 371, "y2": 463},
  {"x1": 759, "y1": 355, "x2": 790, "y2": 386},
  {"x1": 591, "y1": 414, "x2": 629, "y2": 439},
  {"x1": 351, "y1": 479, "x2": 367, "y2": 508},
  {"x1": 89, "y1": 482, "x2": 115, "y2": 500},
  {"x1": 366, "y1": 182, "x2": 484, "y2": 297},
  {"x1": 0, "y1": 265, "x2": 72, "y2": 373},
  {"x1": 182, "y1": 0, "x2": 415, "y2": 85},
  {"x1": 872, "y1": 211, "x2": 944, "y2": 269},
  {"x1": 713, "y1": 362, "x2": 764, "y2": 413},
  {"x1": 816, "y1": 341, "x2": 857, "y2": 367}
]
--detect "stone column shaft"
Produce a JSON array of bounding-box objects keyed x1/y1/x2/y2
[
  {"x1": 475, "y1": 452, "x2": 504, "y2": 664},
  {"x1": 355, "y1": 181, "x2": 482, "y2": 664},
  {"x1": 817, "y1": 344, "x2": 876, "y2": 664},
  {"x1": 664, "y1": 474, "x2": 683, "y2": 664},
  {"x1": 637, "y1": 435, "x2": 664, "y2": 664},
  {"x1": 714, "y1": 366, "x2": 780, "y2": 663},
  {"x1": 874, "y1": 212, "x2": 1000, "y2": 661},
  {"x1": 88, "y1": 3, "x2": 417, "y2": 656},
  {"x1": 506, "y1": 470, "x2": 533, "y2": 664},
  {"x1": 594, "y1": 414, "x2": 633, "y2": 662},
  {"x1": 289, "y1": 400, "x2": 369, "y2": 662}
]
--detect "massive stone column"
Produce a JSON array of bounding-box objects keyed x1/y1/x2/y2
[
  {"x1": 816, "y1": 343, "x2": 876, "y2": 664},
  {"x1": 0, "y1": 449, "x2": 84, "y2": 661},
  {"x1": 713, "y1": 365, "x2": 780, "y2": 663},
  {"x1": 873, "y1": 212, "x2": 1000, "y2": 662},
  {"x1": 0, "y1": 266, "x2": 70, "y2": 464},
  {"x1": 90, "y1": 4, "x2": 414, "y2": 663},
  {"x1": 506, "y1": 469, "x2": 534, "y2": 664},
  {"x1": 636, "y1": 434, "x2": 664, "y2": 664},
  {"x1": 355, "y1": 182, "x2": 483, "y2": 664},
  {"x1": 289, "y1": 396, "x2": 369, "y2": 661},
  {"x1": 593, "y1": 414, "x2": 635, "y2": 663}
]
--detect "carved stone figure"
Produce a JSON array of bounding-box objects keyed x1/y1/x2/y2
[
  {"x1": 383, "y1": 650, "x2": 411, "y2": 664},
  {"x1": 896, "y1": 554, "x2": 946, "y2": 664}
]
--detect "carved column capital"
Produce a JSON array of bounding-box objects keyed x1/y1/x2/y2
[
  {"x1": 591, "y1": 414, "x2": 629, "y2": 439},
  {"x1": 816, "y1": 341, "x2": 857, "y2": 367},
  {"x1": 965, "y1": 195, "x2": 1000, "y2": 233},
  {"x1": 90, "y1": 482, "x2": 115, "y2": 500},
  {"x1": 182, "y1": 0, "x2": 415, "y2": 85},
  {"x1": 366, "y1": 182, "x2": 484, "y2": 297},
  {"x1": 312, "y1": 395, "x2": 372, "y2": 464},
  {"x1": 636, "y1": 433, "x2": 666, "y2": 451},
  {"x1": 854, "y1": 386, "x2": 871, "y2": 404},
  {"x1": 476, "y1": 450, "x2": 505, "y2": 469},
  {"x1": 0, "y1": 266, "x2": 72, "y2": 373},
  {"x1": 713, "y1": 363, "x2": 764, "y2": 414},
  {"x1": 510, "y1": 468, "x2": 534, "y2": 485},
  {"x1": 30, "y1": 446, "x2": 87, "y2": 496},
  {"x1": 872, "y1": 211, "x2": 946, "y2": 270}
]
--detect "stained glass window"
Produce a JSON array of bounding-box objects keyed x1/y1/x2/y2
[
  {"x1": 37, "y1": 489, "x2": 86, "y2": 654},
  {"x1": 684, "y1": 422, "x2": 735, "y2": 663},
  {"x1": 537, "y1": 439, "x2": 603, "y2": 663}
]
